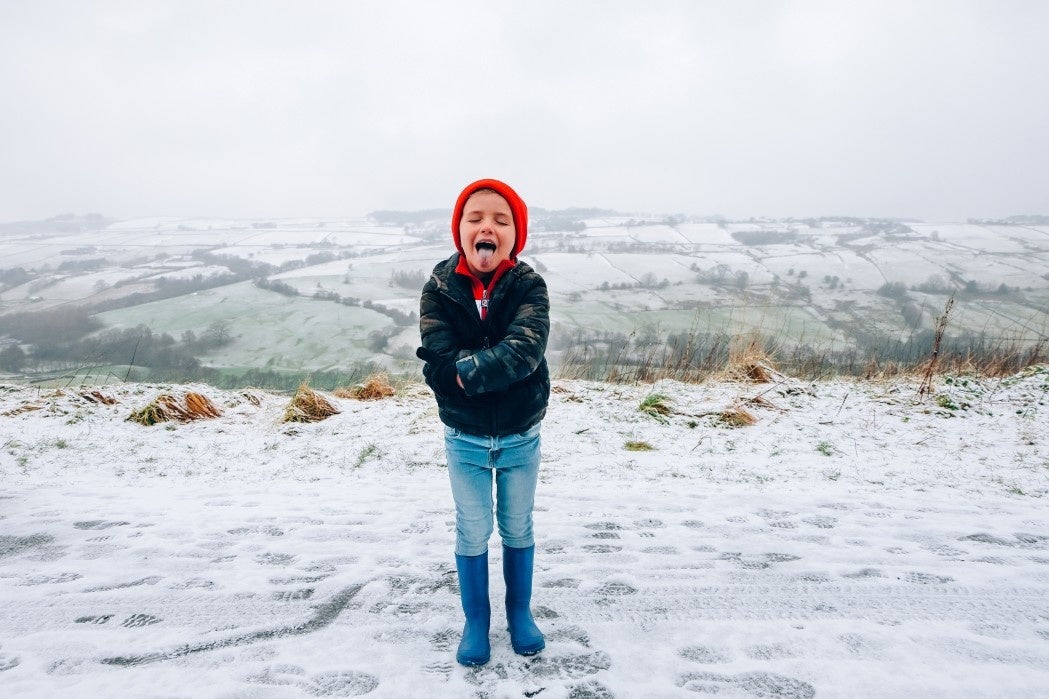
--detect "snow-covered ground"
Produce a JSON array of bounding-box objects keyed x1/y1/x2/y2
[{"x1": 1, "y1": 368, "x2": 1048, "y2": 698}]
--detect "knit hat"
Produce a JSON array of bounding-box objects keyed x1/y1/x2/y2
[{"x1": 451, "y1": 178, "x2": 528, "y2": 260}]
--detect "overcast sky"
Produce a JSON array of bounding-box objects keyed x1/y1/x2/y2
[{"x1": 1, "y1": 1, "x2": 1047, "y2": 222}]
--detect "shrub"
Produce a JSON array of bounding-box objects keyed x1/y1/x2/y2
[
  {"x1": 128, "y1": 392, "x2": 223, "y2": 425},
  {"x1": 334, "y1": 372, "x2": 396, "y2": 401},
  {"x1": 282, "y1": 381, "x2": 340, "y2": 422}
]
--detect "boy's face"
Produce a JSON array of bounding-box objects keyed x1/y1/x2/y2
[{"x1": 459, "y1": 190, "x2": 516, "y2": 277}]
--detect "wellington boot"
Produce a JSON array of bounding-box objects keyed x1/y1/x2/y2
[
  {"x1": 502, "y1": 544, "x2": 545, "y2": 655},
  {"x1": 455, "y1": 551, "x2": 491, "y2": 666}
]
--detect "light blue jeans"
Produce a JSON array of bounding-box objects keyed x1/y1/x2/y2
[{"x1": 444, "y1": 423, "x2": 542, "y2": 557}]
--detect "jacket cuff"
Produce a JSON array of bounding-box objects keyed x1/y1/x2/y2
[{"x1": 455, "y1": 357, "x2": 475, "y2": 396}]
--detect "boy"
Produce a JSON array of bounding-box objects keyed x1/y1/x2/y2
[{"x1": 417, "y1": 178, "x2": 550, "y2": 666}]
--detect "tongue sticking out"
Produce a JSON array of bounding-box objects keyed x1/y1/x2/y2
[{"x1": 476, "y1": 242, "x2": 496, "y2": 264}]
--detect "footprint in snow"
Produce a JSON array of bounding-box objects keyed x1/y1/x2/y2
[
  {"x1": 73, "y1": 520, "x2": 129, "y2": 530},
  {"x1": 401, "y1": 521, "x2": 431, "y2": 534},
  {"x1": 21, "y1": 572, "x2": 81, "y2": 585},
  {"x1": 428, "y1": 629, "x2": 457, "y2": 652},
  {"x1": 593, "y1": 582, "x2": 636, "y2": 597},
  {"x1": 466, "y1": 651, "x2": 612, "y2": 686},
  {"x1": 547, "y1": 625, "x2": 591, "y2": 647},
  {"x1": 838, "y1": 633, "x2": 887, "y2": 657},
  {"x1": 902, "y1": 572, "x2": 954, "y2": 584},
  {"x1": 301, "y1": 670, "x2": 380, "y2": 696},
  {"x1": 584, "y1": 522, "x2": 624, "y2": 532},
  {"x1": 802, "y1": 516, "x2": 837, "y2": 529},
  {"x1": 0, "y1": 644, "x2": 20, "y2": 673},
  {"x1": 676, "y1": 671, "x2": 815, "y2": 698},
  {"x1": 272, "y1": 588, "x2": 314, "y2": 601},
  {"x1": 568, "y1": 680, "x2": 616, "y2": 698},
  {"x1": 744, "y1": 643, "x2": 797, "y2": 660},
  {"x1": 248, "y1": 665, "x2": 379, "y2": 696},
  {"x1": 582, "y1": 545, "x2": 622, "y2": 554},
  {"x1": 228, "y1": 525, "x2": 284, "y2": 537},
  {"x1": 542, "y1": 578, "x2": 581, "y2": 589},
  {"x1": 642, "y1": 545, "x2": 679, "y2": 554},
  {"x1": 0, "y1": 533, "x2": 54, "y2": 557},
  {"x1": 678, "y1": 645, "x2": 732, "y2": 664},
  {"x1": 422, "y1": 661, "x2": 454, "y2": 680},
  {"x1": 121, "y1": 614, "x2": 162, "y2": 628}
]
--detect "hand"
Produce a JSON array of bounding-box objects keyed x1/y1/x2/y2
[{"x1": 416, "y1": 347, "x2": 462, "y2": 395}]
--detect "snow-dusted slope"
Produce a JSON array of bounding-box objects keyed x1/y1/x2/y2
[{"x1": 1, "y1": 369, "x2": 1048, "y2": 697}]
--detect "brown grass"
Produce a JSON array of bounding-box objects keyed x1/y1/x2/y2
[
  {"x1": 80, "y1": 390, "x2": 118, "y2": 405},
  {"x1": 725, "y1": 335, "x2": 778, "y2": 383},
  {"x1": 715, "y1": 406, "x2": 757, "y2": 428},
  {"x1": 128, "y1": 392, "x2": 223, "y2": 426},
  {"x1": 918, "y1": 295, "x2": 955, "y2": 399},
  {"x1": 283, "y1": 381, "x2": 340, "y2": 422},
  {"x1": 743, "y1": 394, "x2": 783, "y2": 411},
  {"x1": 2, "y1": 403, "x2": 44, "y2": 417},
  {"x1": 333, "y1": 372, "x2": 395, "y2": 401},
  {"x1": 185, "y1": 392, "x2": 222, "y2": 418}
]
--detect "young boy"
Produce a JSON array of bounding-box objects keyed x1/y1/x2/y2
[{"x1": 417, "y1": 178, "x2": 550, "y2": 666}]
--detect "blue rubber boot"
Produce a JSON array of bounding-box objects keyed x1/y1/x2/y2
[
  {"x1": 454, "y1": 552, "x2": 491, "y2": 666},
  {"x1": 502, "y1": 544, "x2": 545, "y2": 655}
]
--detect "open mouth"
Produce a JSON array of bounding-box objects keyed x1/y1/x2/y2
[{"x1": 475, "y1": 241, "x2": 497, "y2": 262}]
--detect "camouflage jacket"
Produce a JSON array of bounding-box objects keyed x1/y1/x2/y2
[{"x1": 419, "y1": 253, "x2": 550, "y2": 437}]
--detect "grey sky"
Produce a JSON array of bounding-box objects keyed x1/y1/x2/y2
[{"x1": 1, "y1": 1, "x2": 1046, "y2": 222}]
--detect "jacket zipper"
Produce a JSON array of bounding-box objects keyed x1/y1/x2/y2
[{"x1": 480, "y1": 289, "x2": 490, "y2": 348}]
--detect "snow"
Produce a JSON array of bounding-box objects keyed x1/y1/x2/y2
[{"x1": 1, "y1": 368, "x2": 1048, "y2": 697}]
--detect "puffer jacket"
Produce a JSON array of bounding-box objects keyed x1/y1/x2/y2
[{"x1": 419, "y1": 253, "x2": 550, "y2": 437}]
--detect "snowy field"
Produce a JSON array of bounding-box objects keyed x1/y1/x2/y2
[{"x1": 2, "y1": 367, "x2": 1048, "y2": 697}]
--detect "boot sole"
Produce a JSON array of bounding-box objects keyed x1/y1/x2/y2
[{"x1": 511, "y1": 640, "x2": 545, "y2": 656}]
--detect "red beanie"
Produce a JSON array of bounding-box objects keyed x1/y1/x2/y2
[{"x1": 451, "y1": 178, "x2": 528, "y2": 260}]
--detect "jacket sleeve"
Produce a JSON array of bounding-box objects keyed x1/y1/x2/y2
[
  {"x1": 455, "y1": 275, "x2": 549, "y2": 397},
  {"x1": 419, "y1": 278, "x2": 461, "y2": 360},
  {"x1": 418, "y1": 276, "x2": 469, "y2": 398}
]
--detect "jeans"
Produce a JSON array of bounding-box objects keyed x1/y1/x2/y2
[{"x1": 445, "y1": 423, "x2": 541, "y2": 557}]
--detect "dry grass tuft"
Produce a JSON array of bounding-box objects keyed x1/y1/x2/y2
[
  {"x1": 283, "y1": 381, "x2": 340, "y2": 422},
  {"x1": 2, "y1": 403, "x2": 44, "y2": 417},
  {"x1": 624, "y1": 440, "x2": 655, "y2": 451},
  {"x1": 80, "y1": 390, "x2": 118, "y2": 405},
  {"x1": 128, "y1": 392, "x2": 223, "y2": 426},
  {"x1": 743, "y1": 394, "x2": 783, "y2": 411},
  {"x1": 715, "y1": 406, "x2": 757, "y2": 428},
  {"x1": 185, "y1": 392, "x2": 222, "y2": 418},
  {"x1": 241, "y1": 391, "x2": 262, "y2": 407},
  {"x1": 334, "y1": 372, "x2": 395, "y2": 401},
  {"x1": 725, "y1": 335, "x2": 779, "y2": 383}
]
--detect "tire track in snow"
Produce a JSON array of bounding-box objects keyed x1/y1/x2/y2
[{"x1": 98, "y1": 583, "x2": 364, "y2": 667}]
